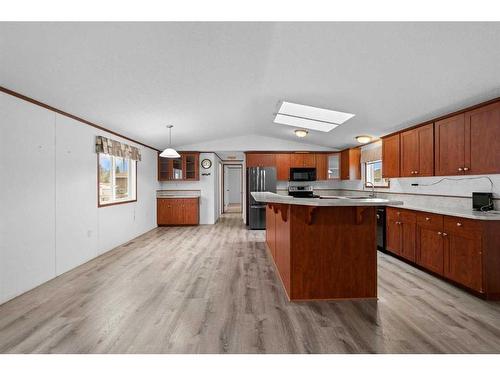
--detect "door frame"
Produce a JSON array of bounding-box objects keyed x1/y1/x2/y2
[{"x1": 222, "y1": 163, "x2": 243, "y2": 213}]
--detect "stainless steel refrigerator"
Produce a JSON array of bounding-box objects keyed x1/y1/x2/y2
[{"x1": 247, "y1": 167, "x2": 277, "y2": 229}]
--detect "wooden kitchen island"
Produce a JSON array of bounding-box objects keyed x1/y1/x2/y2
[{"x1": 252, "y1": 192, "x2": 403, "y2": 301}]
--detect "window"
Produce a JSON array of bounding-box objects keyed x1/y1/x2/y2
[
  {"x1": 98, "y1": 154, "x2": 137, "y2": 206},
  {"x1": 365, "y1": 160, "x2": 389, "y2": 188}
]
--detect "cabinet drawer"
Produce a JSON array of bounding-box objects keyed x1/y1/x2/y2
[
  {"x1": 416, "y1": 212, "x2": 443, "y2": 229},
  {"x1": 444, "y1": 216, "x2": 483, "y2": 237},
  {"x1": 400, "y1": 210, "x2": 416, "y2": 224},
  {"x1": 386, "y1": 207, "x2": 403, "y2": 221}
]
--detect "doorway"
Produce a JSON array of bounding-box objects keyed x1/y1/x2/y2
[{"x1": 223, "y1": 164, "x2": 243, "y2": 213}]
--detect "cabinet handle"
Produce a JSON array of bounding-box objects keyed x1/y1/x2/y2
[
  {"x1": 425, "y1": 217, "x2": 430, "y2": 221},
  {"x1": 438, "y1": 231, "x2": 442, "y2": 235},
  {"x1": 415, "y1": 171, "x2": 419, "y2": 174},
  {"x1": 442, "y1": 232, "x2": 448, "y2": 236},
  {"x1": 458, "y1": 167, "x2": 463, "y2": 172},
  {"x1": 456, "y1": 222, "x2": 462, "y2": 227},
  {"x1": 463, "y1": 167, "x2": 469, "y2": 171}
]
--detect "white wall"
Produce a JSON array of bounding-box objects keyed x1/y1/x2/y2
[
  {"x1": 159, "y1": 152, "x2": 219, "y2": 225},
  {"x1": 0, "y1": 92, "x2": 158, "y2": 304}
]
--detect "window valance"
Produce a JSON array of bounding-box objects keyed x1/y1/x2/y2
[
  {"x1": 95, "y1": 136, "x2": 141, "y2": 161},
  {"x1": 360, "y1": 140, "x2": 382, "y2": 164}
]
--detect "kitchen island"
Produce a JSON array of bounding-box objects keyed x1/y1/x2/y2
[{"x1": 251, "y1": 192, "x2": 403, "y2": 301}]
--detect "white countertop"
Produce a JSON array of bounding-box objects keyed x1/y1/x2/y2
[
  {"x1": 157, "y1": 190, "x2": 201, "y2": 198},
  {"x1": 251, "y1": 192, "x2": 403, "y2": 207},
  {"x1": 388, "y1": 203, "x2": 500, "y2": 221}
]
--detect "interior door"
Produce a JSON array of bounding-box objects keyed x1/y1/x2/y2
[{"x1": 435, "y1": 114, "x2": 465, "y2": 176}]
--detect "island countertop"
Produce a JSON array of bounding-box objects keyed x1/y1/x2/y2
[{"x1": 251, "y1": 191, "x2": 403, "y2": 207}]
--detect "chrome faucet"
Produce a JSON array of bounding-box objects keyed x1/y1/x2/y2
[{"x1": 366, "y1": 182, "x2": 376, "y2": 198}]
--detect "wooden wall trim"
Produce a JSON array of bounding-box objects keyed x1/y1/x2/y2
[
  {"x1": 244, "y1": 150, "x2": 338, "y2": 154},
  {"x1": 0, "y1": 85, "x2": 160, "y2": 152},
  {"x1": 381, "y1": 96, "x2": 500, "y2": 140}
]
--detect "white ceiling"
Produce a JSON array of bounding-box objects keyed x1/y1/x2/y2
[{"x1": 1, "y1": 22, "x2": 500, "y2": 150}]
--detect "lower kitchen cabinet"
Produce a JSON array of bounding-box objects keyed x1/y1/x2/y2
[
  {"x1": 387, "y1": 207, "x2": 500, "y2": 298},
  {"x1": 386, "y1": 207, "x2": 416, "y2": 262},
  {"x1": 157, "y1": 198, "x2": 199, "y2": 225},
  {"x1": 416, "y1": 213, "x2": 444, "y2": 275}
]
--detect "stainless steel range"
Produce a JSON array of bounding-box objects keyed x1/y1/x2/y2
[{"x1": 288, "y1": 185, "x2": 319, "y2": 198}]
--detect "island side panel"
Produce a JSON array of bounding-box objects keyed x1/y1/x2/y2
[
  {"x1": 274, "y1": 204, "x2": 291, "y2": 298},
  {"x1": 289, "y1": 206, "x2": 377, "y2": 300},
  {"x1": 265, "y1": 204, "x2": 276, "y2": 259}
]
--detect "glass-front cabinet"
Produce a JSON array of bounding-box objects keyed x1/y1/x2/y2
[
  {"x1": 158, "y1": 152, "x2": 200, "y2": 181},
  {"x1": 327, "y1": 153, "x2": 340, "y2": 179}
]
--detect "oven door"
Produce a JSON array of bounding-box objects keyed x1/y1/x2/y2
[{"x1": 289, "y1": 168, "x2": 316, "y2": 181}]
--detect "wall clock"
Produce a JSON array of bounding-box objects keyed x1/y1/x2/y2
[{"x1": 201, "y1": 158, "x2": 212, "y2": 169}]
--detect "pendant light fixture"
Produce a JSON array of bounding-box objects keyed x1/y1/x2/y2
[{"x1": 160, "y1": 125, "x2": 181, "y2": 158}]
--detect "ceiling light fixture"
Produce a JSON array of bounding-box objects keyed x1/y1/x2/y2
[
  {"x1": 294, "y1": 129, "x2": 309, "y2": 138},
  {"x1": 160, "y1": 125, "x2": 180, "y2": 158},
  {"x1": 274, "y1": 101, "x2": 355, "y2": 132},
  {"x1": 355, "y1": 135, "x2": 372, "y2": 144}
]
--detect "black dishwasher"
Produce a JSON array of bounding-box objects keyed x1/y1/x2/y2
[{"x1": 376, "y1": 207, "x2": 386, "y2": 252}]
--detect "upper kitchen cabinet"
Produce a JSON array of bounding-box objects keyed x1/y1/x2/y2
[
  {"x1": 465, "y1": 101, "x2": 500, "y2": 175},
  {"x1": 435, "y1": 113, "x2": 466, "y2": 176},
  {"x1": 327, "y1": 153, "x2": 341, "y2": 179},
  {"x1": 246, "y1": 153, "x2": 276, "y2": 167},
  {"x1": 435, "y1": 101, "x2": 500, "y2": 176},
  {"x1": 400, "y1": 123, "x2": 434, "y2": 177},
  {"x1": 157, "y1": 152, "x2": 200, "y2": 181},
  {"x1": 340, "y1": 148, "x2": 361, "y2": 180},
  {"x1": 315, "y1": 153, "x2": 328, "y2": 180},
  {"x1": 276, "y1": 153, "x2": 291, "y2": 181},
  {"x1": 290, "y1": 153, "x2": 316, "y2": 168},
  {"x1": 382, "y1": 133, "x2": 400, "y2": 178}
]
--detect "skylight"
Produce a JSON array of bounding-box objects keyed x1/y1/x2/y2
[{"x1": 274, "y1": 101, "x2": 355, "y2": 132}]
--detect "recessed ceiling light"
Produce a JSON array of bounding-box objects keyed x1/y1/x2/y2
[
  {"x1": 355, "y1": 135, "x2": 372, "y2": 144},
  {"x1": 294, "y1": 129, "x2": 308, "y2": 138},
  {"x1": 274, "y1": 101, "x2": 355, "y2": 132}
]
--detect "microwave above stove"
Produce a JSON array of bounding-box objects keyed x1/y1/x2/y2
[{"x1": 289, "y1": 168, "x2": 316, "y2": 182}]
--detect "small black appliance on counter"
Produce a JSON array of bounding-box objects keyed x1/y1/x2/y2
[{"x1": 472, "y1": 192, "x2": 494, "y2": 211}]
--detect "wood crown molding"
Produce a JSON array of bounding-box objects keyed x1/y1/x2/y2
[{"x1": 0, "y1": 85, "x2": 160, "y2": 152}]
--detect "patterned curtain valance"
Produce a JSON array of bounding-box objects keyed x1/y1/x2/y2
[
  {"x1": 360, "y1": 140, "x2": 382, "y2": 164},
  {"x1": 95, "y1": 136, "x2": 142, "y2": 161}
]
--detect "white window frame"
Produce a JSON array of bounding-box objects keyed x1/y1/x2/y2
[
  {"x1": 365, "y1": 160, "x2": 390, "y2": 188},
  {"x1": 98, "y1": 154, "x2": 137, "y2": 207}
]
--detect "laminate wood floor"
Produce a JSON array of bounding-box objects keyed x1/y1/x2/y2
[{"x1": 1, "y1": 213, "x2": 500, "y2": 353}]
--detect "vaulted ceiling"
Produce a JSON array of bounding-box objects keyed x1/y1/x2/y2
[{"x1": 1, "y1": 22, "x2": 500, "y2": 150}]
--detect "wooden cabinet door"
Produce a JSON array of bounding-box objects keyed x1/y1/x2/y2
[
  {"x1": 400, "y1": 211, "x2": 416, "y2": 262},
  {"x1": 418, "y1": 227, "x2": 444, "y2": 274},
  {"x1": 246, "y1": 153, "x2": 276, "y2": 167},
  {"x1": 315, "y1": 154, "x2": 328, "y2": 180},
  {"x1": 340, "y1": 149, "x2": 349, "y2": 180},
  {"x1": 158, "y1": 155, "x2": 169, "y2": 181},
  {"x1": 183, "y1": 153, "x2": 199, "y2": 181},
  {"x1": 290, "y1": 153, "x2": 304, "y2": 168},
  {"x1": 417, "y1": 124, "x2": 434, "y2": 176},
  {"x1": 382, "y1": 134, "x2": 400, "y2": 178},
  {"x1": 157, "y1": 198, "x2": 173, "y2": 225},
  {"x1": 276, "y1": 153, "x2": 291, "y2": 181},
  {"x1": 302, "y1": 153, "x2": 316, "y2": 167},
  {"x1": 265, "y1": 204, "x2": 276, "y2": 259},
  {"x1": 444, "y1": 233, "x2": 483, "y2": 292},
  {"x1": 435, "y1": 114, "x2": 465, "y2": 176},
  {"x1": 465, "y1": 101, "x2": 500, "y2": 175},
  {"x1": 416, "y1": 213, "x2": 444, "y2": 274},
  {"x1": 386, "y1": 208, "x2": 402, "y2": 255},
  {"x1": 183, "y1": 198, "x2": 199, "y2": 225},
  {"x1": 400, "y1": 129, "x2": 419, "y2": 177}
]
